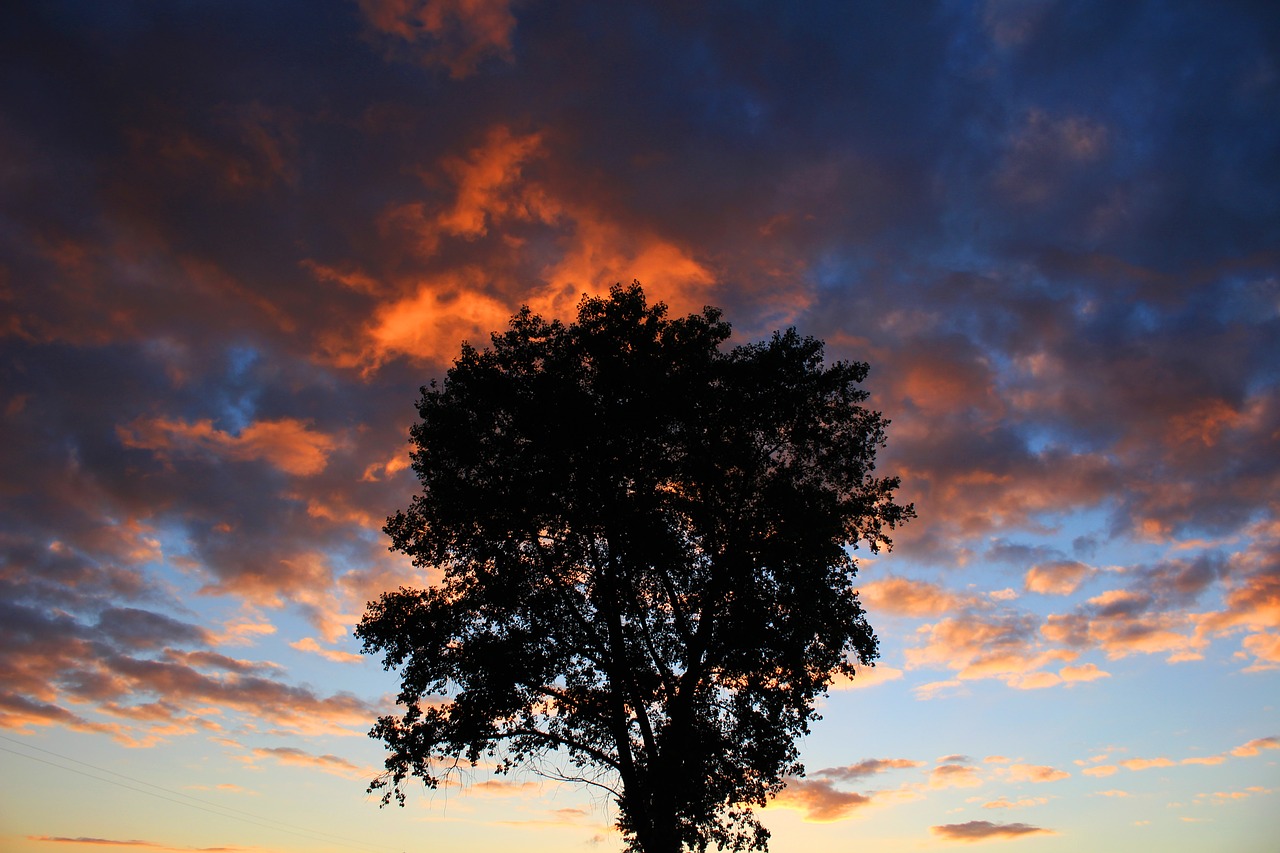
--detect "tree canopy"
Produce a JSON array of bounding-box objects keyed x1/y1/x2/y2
[{"x1": 357, "y1": 283, "x2": 913, "y2": 853}]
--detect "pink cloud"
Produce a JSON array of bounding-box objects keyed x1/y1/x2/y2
[{"x1": 1025, "y1": 560, "x2": 1093, "y2": 595}]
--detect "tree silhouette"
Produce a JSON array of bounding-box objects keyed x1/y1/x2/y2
[{"x1": 357, "y1": 283, "x2": 912, "y2": 852}]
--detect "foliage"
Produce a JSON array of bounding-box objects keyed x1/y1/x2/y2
[{"x1": 357, "y1": 283, "x2": 913, "y2": 852}]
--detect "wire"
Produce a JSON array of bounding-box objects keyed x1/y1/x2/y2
[{"x1": 0, "y1": 734, "x2": 398, "y2": 853}]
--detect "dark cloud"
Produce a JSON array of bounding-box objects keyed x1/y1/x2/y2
[
  {"x1": 0, "y1": 0, "x2": 1275, "y2": 813},
  {"x1": 813, "y1": 757, "x2": 923, "y2": 781},
  {"x1": 931, "y1": 820, "x2": 1053, "y2": 841}
]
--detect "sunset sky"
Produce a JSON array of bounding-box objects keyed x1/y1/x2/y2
[{"x1": 2, "y1": 1, "x2": 1278, "y2": 851}]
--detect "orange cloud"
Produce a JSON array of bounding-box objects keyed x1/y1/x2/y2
[
  {"x1": 288, "y1": 637, "x2": 364, "y2": 664},
  {"x1": 358, "y1": 0, "x2": 517, "y2": 77},
  {"x1": 317, "y1": 123, "x2": 727, "y2": 371},
  {"x1": 771, "y1": 778, "x2": 871, "y2": 822},
  {"x1": 906, "y1": 612, "x2": 1073, "y2": 689},
  {"x1": 346, "y1": 269, "x2": 514, "y2": 368},
  {"x1": 1059, "y1": 663, "x2": 1110, "y2": 683},
  {"x1": 438, "y1": 126, "x2": 550, "y2": 238},
  {"x1": 539, "y1": 215, "x2": 718, "y2": 319},
  {"x1": 1180, "y1": 756, "x2": 1226, "y2": 766},
  {"x1": 1025, "y1": 560, "x2": 1093, "y2": 595},
  {"x1": 1082, "y1": 765, "x2": 1118, "y2": 778},
  {"x1": 859, "y1": 576, "x2": 975, "y2": 617},
  {"x1": 982, "y1": 797, "x2": 1048, "y2": 809},
  {"x1": 829, "y1": 664, "x2": 903, "y2": 690},
  {"x1": 1120, "y1": 757, "x2": 1175, "y2": 771},
  {"x1": 1005, "y1": 764, "x2": 1069, "y2": 783},
  {"x1": 1230, "y1": 736, "x2": 1279, "y2": 757},
  {"x1": 1240, "y1": 632, "x2": 1280, "y2": 670},
  {"x1": 117, "y1": 417, "x2": 338, "y2": 476},
  {"x1": 931, "y1": 820, "x2": 1054, "y2": 842},
  {"x1": 929, "y1": 764, "x2": 983, "y2": 789}
]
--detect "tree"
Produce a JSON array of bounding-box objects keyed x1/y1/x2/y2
[{"x1": 357, "y1": 283, "x2": 913, "y2": 853}]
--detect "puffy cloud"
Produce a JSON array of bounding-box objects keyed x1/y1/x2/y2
[
  {"x1": 931, "y1": 820, "x2": 1054, "y2": 841},
  {"x1": 1025, "y1": 561, "x2": 1093, "y2": 595},
  {"x1": 858, "y1": 576, "x2": 977, "y2": 617},
  {"x1": 769, "y1": 779, "x2": 871, "y2": 822},
  {"x1": 905, "y1": 608, "x2": 1074, "y2": 689},
  {"x1": 929, "y1": 763, "x2": 984, "y2": 789}
]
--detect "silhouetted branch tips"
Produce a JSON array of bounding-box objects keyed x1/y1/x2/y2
[{"x1": 357, "y1": 282, "x2": 912, "y2": 852}]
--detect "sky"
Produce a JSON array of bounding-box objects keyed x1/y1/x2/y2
[{"x1": 1, "y1": 1, "x2": 1278, "y2": 851}]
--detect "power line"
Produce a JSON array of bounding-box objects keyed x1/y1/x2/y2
[{"x1": 0, "y1": 734, "x2": 398, "y2": 853}]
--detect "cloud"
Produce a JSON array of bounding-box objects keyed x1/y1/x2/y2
[
  {"x1": 250, "y1": 746, "x2": 366, "y2": 779},
  {"x1": 323, "y1": 124, "x2": 720, "y2": 371},
  {"x1": 1082, "y1": 765, "x2": 1118, "y2": 778},
  {"x1": 830, "y1": 664, "x2": 903, "y2": 690},
  {"x1": 117, "y1": 417, "x2": 339, "y2": 476},
  {"x1": 1230, "y1": 736, "x2": 1280, "y2": 757},
  {"x1": 904, "y1": 607, "x2": 1075, "y2": 689},
  {"x1": 994, "y1": 109, "x2": 1109, "y2": 206},
  {"x1": 29, "y1": 839, "x2": 246, "y2": 852},
  {"x1": 1005, "y1": 764, "x2": 1069, "y2": 783},
  {"x1": 813, "y1": 758, "x2": 922, "y2": 781},
  {"x1": 771, "y1": 778, "x2": 871, "y2": 822},
  {"x1": 288, "y1": 637, "x2": 364, "y2": 664},
  {"x1": 1025, "y1": 561, "x2": 1093, "y2": 595},
  {"x1": 929, "y1": 763, "x2": 983, "y2": 789},
  {"x1": 1121, "y1": 757, "x2": 1175, "y2": 771},
  {"x1": 931, "y1": 820, "x2": 1054, "y2": 841},
  {"x1": 358, "y1": 0, "x2": 518, "y2": 77},
  {"x1": 982, "y1": 797, "x2": 1048, "y2": 809},
  {"x1": 1059, "y1": 663, "x2": 1110, "y2": 683},
  {"x1": 858, "y1": 576, "x2": 977, "y2": 617}
]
